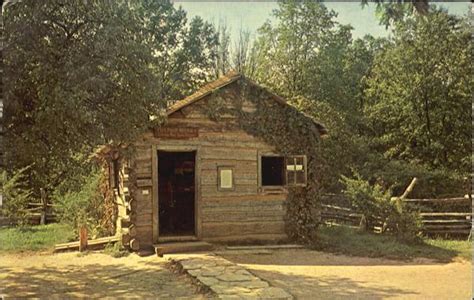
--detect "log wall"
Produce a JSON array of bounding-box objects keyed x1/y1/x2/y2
[{"x1": 126, "y1": 84, "x2": 289, "y2": 247}]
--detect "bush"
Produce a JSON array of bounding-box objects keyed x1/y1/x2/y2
[
  {"x1": 384, "y1": 201, "x2": 423, "y2": 244},
  {"x1": 340, "y1": 172, "x2": 392, "y2": 230},
  {"x1": 54, "y1": 170, "x2": 112, "y2": 238},
  {"x1": 0, "y1": 167, "x2": 33, "y2": 225},
  {"x1": 341, "y1": 172, "x2": 422, "y2": 243}
]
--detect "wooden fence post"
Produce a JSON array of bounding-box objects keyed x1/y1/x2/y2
[
  {"x1": 40, "y1": 188, "x2": 47, "y2": 225},
  {"x1": 79, "y1": 226, "x2": 88, "y2": 252}
]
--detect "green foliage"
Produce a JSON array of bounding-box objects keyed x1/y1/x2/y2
[
  {"x1": 341, "y1": 172, "x2": 392, "y2": 228},
  {"x1": 54, "y1": 170, "x2": 110, "y2": 238},
  {"x1": 364, "y1": 11, "x2": 472, "y2": 174},
  {"x1": 0, "y1": 167, "x2": 32, "y2": 225},
  {"x1": 3, "y1": 0, "x2": 218, "y2": 206},
  {"x1": 314, "y1": 225, "x2": 470, "y2": 261},
  {"x1": 103, "y1": 242, "x2": 129, "y2": 258},
  {"x1": 341, "y1": 172, "x2": 422, "y2": 243},
  {"x1": 253, "y1": 0, "x2": 354, "y2": 108},
  {"x1": 0, "y1": 223, "x2": 75, "y2": 252}
]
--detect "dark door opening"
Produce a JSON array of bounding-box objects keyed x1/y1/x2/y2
[{"x1": 158, "y1": 151, "x2": 196, "y2": 236}]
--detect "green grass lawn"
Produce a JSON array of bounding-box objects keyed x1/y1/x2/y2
[
  {"x1": 314, "y1": 225, "x2": 472, "y2": 262},
  {"x1": 0, "y1": 223, "x2": 76, "y2": 253}
]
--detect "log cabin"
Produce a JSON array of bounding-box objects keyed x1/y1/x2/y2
[{"x1": 98, "y1": 71, "x2": 327, "y2": 251}]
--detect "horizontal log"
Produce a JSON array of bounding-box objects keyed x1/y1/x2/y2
[
  {"x1": 203, "y1": 209, "x2": 285, "y2": 223},
  {"x1": 54, "y1": 236, "x2": 120, "y2": 252},
  {"x1": 423, "y1": 224, "x2": 471, "y2": 230},
  {"x1": 201, "y1": 169, "x2": 257, "y2": 180},
  {"x1": 420, "y1": 212, "x2": 472, "y2": 217},
  {"x1": 423, "y1": 229, "x2": 471, "y2": 234},
  {"x1": 321, "y1": 204, "x2": 352, "y2": 212},
  {"x1": 136, "y1": 179, "x2": 152, "y2": 187},
  {"x1": 203, "y1": 203, "x2": 285, "y2": 212},
  {"x1": 201, "y1": 184, "x2": 258, "y2": 197},
  {"x1": 203, "y1": 233, "x2": 288, "y2": 243},
  {"x1": 202, "y1": 221, "x2": 285, "y2": 238},
  {"x1": 403, "y1": 197, "x2": 470, "y2": 203},
  {"x1": 422, "y1": 219, "x2": 471, "y2": 224},
  {"x1": 200, "y1": 147, "x2": 257, "y2": 161},
  {"x1": 201, "y1": 178, "x2": 257, "y2": 186},
  {"x1": 202, "y1": 196, "x2": 285, "y2": 208},
  {"x1": 201, "y1": 160, "x2": 258, "y2": 171}
]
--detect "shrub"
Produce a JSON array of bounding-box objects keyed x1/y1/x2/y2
[
  {"x1": 384, "y1": 201, "x2": 423, "y2": 244},
  {"x1": 0, "y1": 167, "x2": 33, "y2": 226},
  {"x1": 341, "y1": 172, "x2": 422, "y2": 243},
  {"x1": 54, "y1": 169, "x2": 112, "y2": 238},
  {"x1": 340, "y1": 172, "x2": 392, "y2": 230}
]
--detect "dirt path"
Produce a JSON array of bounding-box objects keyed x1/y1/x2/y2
[
  {"x1": 0, "y1": 252, "x2": 204, "y2": 299},
  {"x1": 220, "y1": 249, "x2": 472, "y2": 300}
]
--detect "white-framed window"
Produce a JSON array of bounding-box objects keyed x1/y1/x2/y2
[
  {"x1": 218, "y1": 166, "x2": 234, "y2": 191},
  {"x1": 286, "y1": 155, "x2": 307, "y2": 186},
  {"x1": 258, "y1": 153, "x2": 307, "y2": 190}
]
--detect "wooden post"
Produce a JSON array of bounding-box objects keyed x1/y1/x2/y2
[
  {"x1": 79, "y1": 226, "x2": 88, "y2": 252},
  {"x1": 400, "y1": 177, "x2": 418, "y2": 200},
  {"x1": 40, "y1": 188, "x2": 47, "y2": 225}
]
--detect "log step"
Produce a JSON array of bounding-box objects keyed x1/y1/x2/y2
[
  {"x1": 154, "y1": 241, "x2": 214, "y2": 257},
  {"x1": 54, "y1": 236, "x2": 120, "y2": 252}
]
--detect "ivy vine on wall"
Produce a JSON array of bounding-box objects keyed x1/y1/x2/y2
[{"x1": 203, "y1": 78, "x2": 325, "y2": 243}]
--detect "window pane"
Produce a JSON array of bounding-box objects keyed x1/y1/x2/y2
[
  {"x1": 262, "y1": 156, "x2": 285, "y2": 186},
  {"x1": 296, "y1": 171, "x2": 305, "y2": 184},
  {"x1": 287, "y1": 170, "x2": 295, "y2": 185},
  {"x1": 220, "y1": 169, "x2": 233, "y2": 189},
  {"x1": 295, "y1": 157, "x2": 304, "y2": 166},
  {"x1": 287, "y1": 164, "x2": 303, "y2": 171}
]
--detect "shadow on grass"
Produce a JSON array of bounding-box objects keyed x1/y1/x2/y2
[
  {"x1": 0, "y1": 259, "x2": 200, "y2": 298},
  {"x1": 312, "y1": 225, "x2": 463, "y2": 263}
]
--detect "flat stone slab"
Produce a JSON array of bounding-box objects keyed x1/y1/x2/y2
[{"x1": 168, "y1": 254, "x2": 293, "y2": 299}]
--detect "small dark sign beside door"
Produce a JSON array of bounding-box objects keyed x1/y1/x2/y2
[{"x1": 154, "y1": 127, "x2": 199, "y2": 139}]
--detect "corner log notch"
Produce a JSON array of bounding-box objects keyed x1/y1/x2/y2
[{"x1": 93, "y1": 143, "x2": 139, "y2": 251}]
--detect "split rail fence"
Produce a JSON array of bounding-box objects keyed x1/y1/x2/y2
[{"x1": 321, "y1": 194, "x2": 473, "y2": 236}]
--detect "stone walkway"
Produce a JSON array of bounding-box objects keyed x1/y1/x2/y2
[{"x1": 168, "y1": 254, "x2": 293, "y2": 299}]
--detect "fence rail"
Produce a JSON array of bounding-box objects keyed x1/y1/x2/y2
[{"x1": 321, "y1": 195, "x2": 473, "y2": 237}]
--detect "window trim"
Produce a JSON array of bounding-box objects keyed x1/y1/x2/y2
[
  {"x1": 258, "y1": 152, "x2": 307, "y2": 193},
  {"x1": 217, "y1": 166, "x2": 235, "y2": 191},
  {"x1": 285, "y1": 155, "x2": 307, "y2": 187}
]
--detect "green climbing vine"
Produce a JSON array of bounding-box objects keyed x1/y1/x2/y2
[{"x1": 203, "y1": 78, "x2": 324, "y2": 243}]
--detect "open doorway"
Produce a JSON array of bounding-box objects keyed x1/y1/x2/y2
[{"x1": 158, "y1": 151, "x2": 196, "y2": 236}]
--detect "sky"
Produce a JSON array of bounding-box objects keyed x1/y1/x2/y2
[{"x1": 175, "y1": 1, "x2": 471, "y2": 41}]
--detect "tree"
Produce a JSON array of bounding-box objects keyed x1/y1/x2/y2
[
  {"x1": 250, "y1": 0, "x2": 389, "y2": 192},
  {"x1": 3, "y1": 0, "x2": 219, "y2": 201},
  {"x1": 364, "y1": 11, "x2": 472, "y2": 173},
  {"x1": 132, "y1": 0, "x2": 219, "y2": 101},
  {"x1": 362, "y1": 0, "x2": 429, "y2": 27},
  {"x1": 214, "y1": 21, "x2": 231, "y2": 77},
  {"x1": 232, "y1": 28, "x2": 258, "y2": 77}
]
